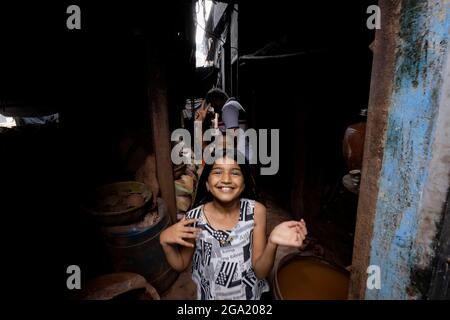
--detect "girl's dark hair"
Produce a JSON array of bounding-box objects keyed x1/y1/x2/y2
[{"x1": 192, "y1": 148, "x2": 258, "y2": 207}]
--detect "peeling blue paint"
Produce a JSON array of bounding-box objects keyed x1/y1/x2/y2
[{"x1": 366, "y1": 1, "x2": 450, "y2": 299}]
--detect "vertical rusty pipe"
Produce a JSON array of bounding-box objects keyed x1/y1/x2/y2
[{"x1": 349, "y1": 0, "x2": 400, "y2": 299}]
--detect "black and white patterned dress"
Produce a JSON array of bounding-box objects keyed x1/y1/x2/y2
[{"x1": 186, "y1": 198, "x2": 269, "y2": 300}]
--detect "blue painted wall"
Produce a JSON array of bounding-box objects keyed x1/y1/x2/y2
[{"x1": 366, "y1": 0, "x2": 450, "y2": 299}]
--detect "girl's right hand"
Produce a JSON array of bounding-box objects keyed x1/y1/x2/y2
[
  {"x1": 160, "y1": 217, "x2": 201, "y2": 248},
  {"x1": 195, "y1": 100, "x2": 209, "y2": 122}
]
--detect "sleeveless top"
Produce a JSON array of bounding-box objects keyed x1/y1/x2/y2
[{"x1": 185, "y1": 198, "x2": 269, "y2": 300}]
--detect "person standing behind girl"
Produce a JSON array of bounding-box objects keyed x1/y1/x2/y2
[
  {"x1": 195, "y1": 88, "x2": 253, "y2": 162},
  {"x1": 160, "y1": 149, "x2": 307, "y2": 300}
]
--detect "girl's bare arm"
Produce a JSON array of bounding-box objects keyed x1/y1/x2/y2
[
  {"x1": 252, "y1": 202, "x2": 307, "y2": 279},
  {"x1": 252, "y1": 202, "x2": 278, "y2": 279},
  {"x1": 160, "y1": 218, "x2": 199, "y2": 272}
]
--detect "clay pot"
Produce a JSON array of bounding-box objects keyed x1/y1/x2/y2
[{"x1": 273, "y1": 253, "x2": 350, "y2": 300}]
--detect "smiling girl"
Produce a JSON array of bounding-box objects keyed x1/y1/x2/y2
[{"x1": 160, "y1": 149, "x2": 307, "y2": 300}]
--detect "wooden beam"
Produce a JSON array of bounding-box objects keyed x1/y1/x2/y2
[{"x1": 148, "y1": 49, "x2": 177, "y2": 225}]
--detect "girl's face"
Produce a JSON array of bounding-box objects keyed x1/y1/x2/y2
[{"x1": 206, "y1": 157, "x2": 245, "y2": 204}]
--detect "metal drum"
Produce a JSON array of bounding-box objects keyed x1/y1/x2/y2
[{"x1": 102, "y1": 198, "x2": 178, "y2": 294}]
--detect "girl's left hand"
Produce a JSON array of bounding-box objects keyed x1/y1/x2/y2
[{"x1": 269, "y1": 219, "x2": 307, "y2": 248}]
